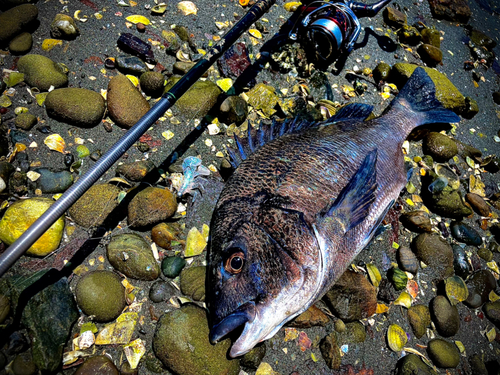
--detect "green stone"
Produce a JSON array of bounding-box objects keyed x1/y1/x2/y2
[
  {"x1": 153, "y1": 304, "x2": 240, "y2": 375},
  {"x1": 180, "y1": 266, "x2": 206, "y2": 301},
  {"x1": 8, "y1": 32, "x2": 32, "y2": 55},
  {"x1": 161, "y1": 256, "x2": 186, "y2": 278},
  {"x1": 0, "y1": 4, "x2": 38, "y2": 47},
  {"x1": 107, "y1": 233, "x2": 160, "y2": 281},
  {"x1": 75, "y1": 271, "x2": 126, "y2": 322},
  {"x1": 427, "y1": 338, "x2": 460, "y2": 368},
  {"x1": 17, "y1": 54, "x2": 68, "y2": 91},
  {"x1": 14, "y1": 112, "x2": 37, "y2": 130},
  {"x1": 407, "y1": 304, "x2": 430, "y2": 339}
]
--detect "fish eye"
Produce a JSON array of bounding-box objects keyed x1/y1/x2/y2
[{"x1": 224, "y1": 249, "x2": 245, "y2": 274}]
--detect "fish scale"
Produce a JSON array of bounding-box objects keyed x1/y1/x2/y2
[{"x1": 207, "y1": 68, "x2": 461, "y2": 357}]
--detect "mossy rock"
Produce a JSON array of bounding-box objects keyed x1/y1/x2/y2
[
  {"x1": 107, "y1": 233, "x2": 160, "y2": 281},
  {"x1": 45, "y1": 88, "x2": 106, "y2": 127},
  {"x1": 9, "y1": 32, "x2": 32, "y2": 55},
  {"x1": 75, "y1": 271, "x2": 126, "y2": 322},
  {"x1": 14, "y1": 112, "x2": 37, "y2": 130},
  {"x1": 75, "y1": 355, "x2": 119, "y2": 375},
  {"x1": 153, "y1": 304, "x2": 240, "y2": 375},
  {"x1": 421, "y1": 28, "x2": 441, "y2": 48},
  {"x1": 107, "y1": 74, "x2": 150, "y2": 129},
  {"x1": 140, "y1": 71, "x2": 165, "y2": 97},
  {"x1": 407, "y1": 304, "x2": 430, "y2": 339},
  {"x1": 68, "y1": 184, "x2": 122, "y2": 228},
  {"x1": 423, "y1": 132, "x2": 458, "y2": 162},
  {"x1": 127, "y1": 187, "x2": 177, "y2": 227},
  {"x1": 427, "y1": 338, "x2": 460, "y2": 368},
  {"x1": 390, "y1": 63, "x2": 465, "y2": 113},
  {"x1": 411, "y1": 233, "x2": 454, "y2": 281},
  {"x1": 396, "y1": 353, "x2": 438, "y2": 375},
  {"x1": 180, "y1": 266, "x2": 206, "y2": 301},
  {"x1": 0, "y1": 4, "x2": 38, "y2": 47},
  {"x1": 164, "y1": 75, "x2": 222, "y2": 118},
  {"x1": 17, "y1": 54, "x2": 68, "y2": 91},
  {"x1": 0, "y1": 197, "x2": 64, "y2": 256}
]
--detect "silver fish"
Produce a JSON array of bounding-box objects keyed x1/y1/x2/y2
[{"x1": 207, "y1": 67, "x2": 460, "y2": 357}]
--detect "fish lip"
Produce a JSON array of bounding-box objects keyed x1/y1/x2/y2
[{"x1": 209, "y1": 301, "x2": 256, "y2": 344}]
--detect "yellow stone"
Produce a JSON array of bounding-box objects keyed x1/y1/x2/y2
[
  {"x1": 0, "y1": 198, "x2": 64, "y2": 256},
  {"x1": 184, "y1": 227, "x2": 207, "y2": 257},
  {"x1": 41, "y1": 39, "x2": 63, "y2": 51}
]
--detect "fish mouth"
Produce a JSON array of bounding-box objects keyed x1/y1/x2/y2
[{"x1": 209, "y1": 301, "x2": 257, "y2": 344}]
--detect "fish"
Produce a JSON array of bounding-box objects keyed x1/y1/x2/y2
[{"x1": 207, "y1": 67, "x2": 460, "y2": 357}]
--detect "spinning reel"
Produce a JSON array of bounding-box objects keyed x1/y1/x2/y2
[{"x1": 289, "y1": 0, "x2": 392, "y2": 67}]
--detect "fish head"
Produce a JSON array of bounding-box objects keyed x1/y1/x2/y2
[{"x1": 207, "y1": 206, "x2": 323, "y2": 357}]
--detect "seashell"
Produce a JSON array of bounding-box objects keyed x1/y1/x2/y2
[
  {"x1": 177, "y1": 1, "x2": 198, "y2": 15},
  {"x1": 366, "y1": 263, "x2": 381, "y2": 287},
  {"x1": 389, "y1": 267, "x2": 408, "y2": 290},
  {"x1": 394, "y1": 291, "x2": 412, "y2": 308},
  {"x1": 387, "y1": 324, "x2": 407, "y2": 352},
  {"x1": 44, "y1": 134, "x2": 66, "y2": 153},
  {"x1": 397, "y1": 246, "x2": 419, "y2": 274},
  {"x1": 445, "y1": 275, "x2": 469, "y2": 305},
  {"x1": 428, "y1": 176, "x2": 448, "y2": 194},
  {"x1": 450, "y1": 221, "x2": 483, "y2": 246},
  {"x1": 125, "y1": 15, "x2": 151, "y2": 25},
  {"x1": 151, "y1": 4, "x2": 167, "y2": 14},
  {"x1": 176, "y1": 50, "x2": 191, "y2": 62},
  {"x1": 452, "y1": 245, "x2": 471, "y2": 279}
]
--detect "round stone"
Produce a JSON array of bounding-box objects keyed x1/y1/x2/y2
[
  {"x1": 427, "y1": 338, "x2": 460, "y2": 368},
  {"x1": 75, "y1": 271, "x2": 126, "y2": 322}
]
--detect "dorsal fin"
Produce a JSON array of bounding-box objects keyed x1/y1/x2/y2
[
  {"x1": 226, "y1": 116, "x2": 321, "y2": 168},
  {"x1": 225, "y1": 103, "x2": 374, "y2": 169}
]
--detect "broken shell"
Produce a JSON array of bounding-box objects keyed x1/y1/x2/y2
[
  {"x1": 445, "y1": 275, "x2": 468, "y2": 305},
  {"x1": 126, "y1": 15, "x2": 151, "y2": 25},
  {"x1": 387, "y1": 324, "x2": 407, "y2": 352},
  {"x1": 177, "y1": 1, "x2": 198, "y2": 15},
  {"x1": 176, "y1": 50, "x2": 191, "y2": 62},
  {"x1": 394, "y1": 291, "x2": 412, "y2": 308},
  {"x1": 366, "y1": 263, "x2": 381, "y2": 287},
  {"x1": 44, "y1": 134, "x2": 66, "y2": 153},
  {"x1": 151, "y1": 4, "x2": 167, "y2": 14}
]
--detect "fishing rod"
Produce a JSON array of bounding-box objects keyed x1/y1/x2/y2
[{"x1": 0, "y1": 0, "x2": 277, "y2": 277}]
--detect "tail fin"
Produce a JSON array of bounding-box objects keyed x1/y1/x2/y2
[{"x1": 389, "y1": 67, "x2": 461, "y2": 128}]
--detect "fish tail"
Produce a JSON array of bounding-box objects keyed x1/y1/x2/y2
[{"x1": 388, "y1": 67, "x2": 460, "y2": 133}]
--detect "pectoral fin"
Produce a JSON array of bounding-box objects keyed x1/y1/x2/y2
[{"x1": 319, "y1": 149, "x2": 378, "y2": 234}]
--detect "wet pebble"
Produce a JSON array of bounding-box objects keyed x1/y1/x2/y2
[
  {"x1": 107, "y1": 233, "x2": 160, "y2": 281},
  {"x1": 139, "y1": 71, "x2": 165, "y2": 97},
  {"x1": 0, "y1": 197, "x2": 64, "y2": 256},
  {"x1": 373, "y1": 62, "x2": 391, "y2": 82},
  {"x1": 336, "y1": 321, "x2": 366, "y2": 345},
  {"x1": 423, "y1": 132, "x2": 458, "y2": 162},
  {"x1": 377, "y1": 277, "x2": 397, "y2": 302},
  {"x1": 396, "y1": 353, "x2": 437, "y2": 375},
  {"x1": 161, "y1": 256, "x2": 186, "y2": 278},
  {"x1": 450, "y1": 221, "x2": 483, "y2": 246},
  {"x1": 74, "y1": 355, "x2": 119, "y2": 375},
  {"x1": 115, "y1": 55, "x2": 148, "y2": 75},
  {"x1": 483, "y1": 300, "x2": 500, "y2": 328},
  {"x1": 241, "y1": 343, "x2": 266, "y2": 369},
  {"x1": 465, "y1": 193, "x2": 491, "y2": 217},
  {"x1": 397, "y1": 246, "x2": 419, "y2": 274},
  {"x1": 45, "y1": 88, "x2": 106, "y2": 127},
  {"x1": 9, "y1": 32, "x2": 32, "y2": 55},
  {"x1": 180, "y1": 266, "x2": 206, "y2": 301},
  {"x1": 469, "y1": 29, "x2": 497, "y2": 50},
  {"x1": 50, "y1": 13, "x2": 79, "y2": 39},
  {"x1": 173, "y1": 61, "x2": 197, "y2": 75},
  {"x1": 69, "y1": 184, "x2": 122, "y2": 228},
  {"x1": 399, "y1": 210, "x2": 432, "y2": 233},
  {"x1": 75, "y1": 270, "x2": 126, "y2": 322},
  {"x1": 427, "y1": 338, "x2": 460, "y2": 368},
  {"x1": 324, "y1": 270, "x2": 377, "y2": 321},
  {"x1": 407, "y1": 304, "x2": 430, "y2": 339},
  {"x1": 153, "y1": 304, "x2": 240, "y2": 375},
  {"x1": 127, "y1": 187, "x2": 177, "y2": 227},
  {"x1": 462, "y1": 96, "x2": 479, "y2": 119},
  {"x1": 14, "y1": 112, "x2": 37, "y2": 130},
  {"x1": 287, "y1": 304, "x2": 329, "y2": 328},
  {"x1": 320, "y1": 332, "x2": 341, "y2": 370},
  {"x1": 219, "y1": 95, "x2": 249, "y2": 125},
  {"x1": 149, "y1": 280, "x2": 177, "y2": 303},
  {"x1": 469, "y1": 354, "x2": 488, "y2": 375},
  {"x1": 397, "y1": 24, "x2": 421, "y2": 45},
  {"x1": 34, "y1": 168, "x2": 73, "y2": 193},
  {"x1": 411, "y1": 233, "x2": 454, "y2": 281},
  {"x1": 424, "y1": 189, "x2": 472, "y2": 219},
  {"x1": 477, "y1": 247, "x2": 493, "y2": 261},
  {"x1": 107, "y1": 74, "x2": 150, "y2": 129},
  {"x1": 17, "y1": 54, "x2": 68, "y2": 91},
  {"x1": 0, "y1": 294, "x2": 10, "y2": 324},
  {"x1": 383, "y1": 7, "x2": 406, "y2": 28},
  {"x1": 464, "y1": 270, "x2": 497, "y2": 308},
  {"x1": 430, "y1": 295, "x2": 460, "y2": 337},
  {"x1": 418, "y1": 44, "x2": 443, "y2": 66},
  {"x1": 421, "y1": 27, "x2": 441, "y2": 48},
  {"x1": 0, "y1": 4, "x2": 38, "y2": 46},
  {"x1": 11, "y1": 351, "x2": 37, "y2": 375},
  {"x1": 116, "y1": 160, "x2": 156, "y2": 182}
]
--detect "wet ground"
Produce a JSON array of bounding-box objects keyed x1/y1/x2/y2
[{"x1": 1, "y1": 0, "x2": 500, "y2": 374}]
